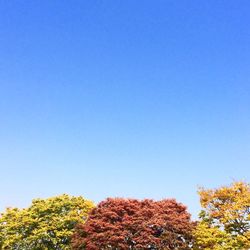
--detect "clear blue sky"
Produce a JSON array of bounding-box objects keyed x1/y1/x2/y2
[{"x1": 0, "y1": 0, "x2": 249, "y2": 217}]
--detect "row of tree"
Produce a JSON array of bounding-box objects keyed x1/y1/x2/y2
[{"x1": 0, "y1": 181, "x2": 249, "y2": 249}]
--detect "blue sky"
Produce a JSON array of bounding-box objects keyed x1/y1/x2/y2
[{"x1": 0, "y1": 0, "x2": 249, "y2": 217}]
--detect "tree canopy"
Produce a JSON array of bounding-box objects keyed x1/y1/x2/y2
[
  {"x1": 0, "y1": 181, "x2": 249, "y2": 249},
  {"x1": 0, "y1": 194, "x2": 94, "y2": 250},
  {"x1": 194, "y1": 181, "x2": 250, "y2": 250},
  {"x1": 72, "y1": 197, "x2": 193, "y2": 250}
]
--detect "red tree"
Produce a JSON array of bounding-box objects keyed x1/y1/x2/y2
[{"x1": 71, "y1": 198, "x2": 193, "y2": 249}]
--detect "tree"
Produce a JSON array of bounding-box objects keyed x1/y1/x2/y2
[
  {"x1": 194, "y1": 181, "x2": 250, "y2": 250},
  {"x1": 71, "y1": 198, "x2": 193, "y2": 250},
  {"x1": 0, "y1": 194, "x2": 94, "y2": 249}
]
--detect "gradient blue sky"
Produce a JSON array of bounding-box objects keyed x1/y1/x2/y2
[{"x1": 0, "y1": 0, "x2": 249, "y2": 217}]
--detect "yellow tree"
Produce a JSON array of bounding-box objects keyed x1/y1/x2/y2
[
  {"x1": 0, "y1": 194, "x2": 94, "y2": 249},
  {"x1": 194, "y1": 181, "x2": 250, "y2": 250}
]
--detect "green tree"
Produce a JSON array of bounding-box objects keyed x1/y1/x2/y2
[
  {"x1": 194, "y1": 182, "x2": 250, "y2": 250},
  {"x1": 0, "y1": 194, "x2": 94, "y2": 250}
]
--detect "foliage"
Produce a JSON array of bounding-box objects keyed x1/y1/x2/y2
[
  {"x1": 71, "y1": 197, "x2": 194, "y2": 250},
  {"x1": 194, "y1": 181, "x2": 250, "y2": 250},
  {"x1": 0, "y1": 194, "x2": 94, "y2": 250}
]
